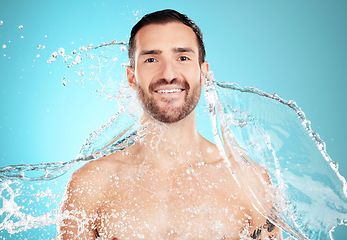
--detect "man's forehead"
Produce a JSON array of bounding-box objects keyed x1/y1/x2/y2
[{"x1": 133, "y1": 22, "x2": 199, "y2": 54}]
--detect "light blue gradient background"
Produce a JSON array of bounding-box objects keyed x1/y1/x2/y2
[{"x1": 0, "y1": 0, "x2": 346, "y2": 238}]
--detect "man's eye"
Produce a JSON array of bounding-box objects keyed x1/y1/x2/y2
[
  {"x1": 145, "y1": 58, "x2": 156, "y2": 63},
  {"x1": 178, "y1": 56, "x2": 189, "y2": 61}
]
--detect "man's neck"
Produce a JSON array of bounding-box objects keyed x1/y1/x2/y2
[{"x1": 136, "y1": 111, "x2": 203, "y2": 169}]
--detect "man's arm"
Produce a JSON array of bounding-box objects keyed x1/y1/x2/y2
[
  {"x1": 57, "y1": 164, "x2": 99, "y2": 239},
  {"x1": 250, "y1": 169, "x2": 283, "y2": 240}
]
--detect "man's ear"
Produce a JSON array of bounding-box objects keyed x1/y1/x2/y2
[
  {"x1": 126, "y1": 66, "x2": 136, "y2": 90},
  {"x1": 200, "y1": 61, "x2": 210, "y2": 86}
]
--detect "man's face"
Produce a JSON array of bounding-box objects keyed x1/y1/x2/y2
[{"x1": 127, "y1": 22, "x2": 209, "y2": 123}]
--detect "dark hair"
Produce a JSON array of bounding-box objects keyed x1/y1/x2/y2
[{"x1": 128, "y1": 9, "x2": 206, "y2": 67}]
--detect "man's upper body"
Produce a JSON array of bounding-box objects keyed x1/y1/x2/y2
[{"x1": 58, "y1": 9, "x2": 282, "y2": 240}]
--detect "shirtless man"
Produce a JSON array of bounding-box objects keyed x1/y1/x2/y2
[{"x1": 58, "y1": 9, "x2": 283, "y2": 239}]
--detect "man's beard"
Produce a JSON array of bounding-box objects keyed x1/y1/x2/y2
[{"x1": 137, "y1": 78, "x2": 201, "y2": 124}]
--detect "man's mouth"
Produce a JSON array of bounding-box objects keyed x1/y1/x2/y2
[{"x1": 155, "y1": 88, "x2": 184, "y2": 94}]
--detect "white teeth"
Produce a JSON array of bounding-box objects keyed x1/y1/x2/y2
[{"x1": 157, "y1": 88, "x2": 182, "y2": 93}]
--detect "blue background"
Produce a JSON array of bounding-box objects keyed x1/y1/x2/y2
[{"x1": 0, "y1": 0, "x2": 346, "y2": 238}]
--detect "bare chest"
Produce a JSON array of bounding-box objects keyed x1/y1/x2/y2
[{"x1": 95, "y1": 165, "x2": 253, "y2": 239}]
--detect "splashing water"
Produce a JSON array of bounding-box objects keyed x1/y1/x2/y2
[
  {"x1": 0, "y1": 40, "x2": 346, "y2": 239},
  {"x1": 204, "y1": 79, "x2": 347, "y2": 239}
]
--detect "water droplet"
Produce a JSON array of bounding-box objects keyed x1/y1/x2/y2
[
  {"x1": 41, "y1": 45, "x2": 45, "y2": 49},
  {"x1": 75, "y1": 55, "x2": 81, "y2": 64},
  {"x1": 2, "y1": 44, "x2": 6, "y2": 49},
  {"x1": 51, "y1": 52, "x2": 58, "y2": 58},
  {"x1": 197, "y1": 162, "x2": 205, "y2": 167},
  {"x1": 186, "y1": 168, "x2": 194, "y2": 174},
  {"x1": 18, "y1": 25, "x2": 23, "y2": 29},
  {"x1": 47, "y1": 56, "x2": 56, "y2": 63},
  {"x1": 62, "y1": 77, "x2": 67, "y2": 86},
  {"x1": 36, "y1": 54, "x2": 40, "y2": 58},
  {"x1": 79, "y1": 46, "x2": 87, "y2": 52},
  {"x1": 120, "y1": 46, "x2": 127, "y2": 51},
  {"x1": 0, "y1": 20, "x2": 3, "y2": 25},
  {"x1": 37, "y1": 45, "x2": 41, "y2": 49},
  {"x1": 20, "y1": 36, "x2": 24, "y2": 39},
  {"x1": 58, "y1": 47, "x2": 65, "y2": 57},
  {"x1": 71, "y1": 50, "x2": 77, "y2": 55},
  {"x1": 71, "y1": 42, "x2": 75, "y2": 45}
]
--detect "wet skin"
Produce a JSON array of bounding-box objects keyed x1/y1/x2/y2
[
  {"x1": 58, "y1": 22, "x2": 282, "y2": 239},
  {"x1": 59, "y1": 137, "x2": 280, "y2": 239}
]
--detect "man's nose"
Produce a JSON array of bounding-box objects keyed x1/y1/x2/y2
[{"x1": 159, "y1": 60, "x2": 178, "y2": 82}]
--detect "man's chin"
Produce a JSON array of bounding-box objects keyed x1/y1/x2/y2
[{"x1": 151, "y1": 109, "x2": 187, "y2": 124}]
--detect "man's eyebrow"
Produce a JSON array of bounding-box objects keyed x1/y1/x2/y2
[
  {"x1": 139, "y1": 49, "x2": 162, "y2": 56},
  {"x1": 139, "y1": 48, "x2": 195, "y2": 56},
  {"x1": 173, "y1": 47, "x2": 195, "y2": 54}
]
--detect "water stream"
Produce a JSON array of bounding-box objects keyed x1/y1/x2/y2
[{"x1": 0, "y1": 41, "x2": 346, "y2": 239}]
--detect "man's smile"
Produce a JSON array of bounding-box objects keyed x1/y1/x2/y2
[
  {"x1": 151, "y1": 82, "x2": 188, "y2": 96},
  {"x1": 154, "y1": 88, "x2": 185, "y2": 94}
]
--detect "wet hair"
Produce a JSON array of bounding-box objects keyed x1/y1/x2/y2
[{"x1": 128, "y1": 9, "x2": 206, "y2": 67}]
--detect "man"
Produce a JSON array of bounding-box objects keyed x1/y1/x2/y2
[{"x1": 58, "y1": 9, "x2": 283, "y2": 239}]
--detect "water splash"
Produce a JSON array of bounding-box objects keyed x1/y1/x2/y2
[
  {"x1": 204, "y1": 78, "x2": 347, "y2": 239},
  {"x1": 0, "y1": 41, "x2": 346, "y2": 239}
]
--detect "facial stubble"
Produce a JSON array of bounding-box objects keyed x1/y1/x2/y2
[{"x1": 137, "y1": 78, "x2": 202, "y2": 124}]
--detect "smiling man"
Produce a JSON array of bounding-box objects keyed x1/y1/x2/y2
[
  {"x1": 128, "y1": 18, "x2": 205, "y2": 124},
  {"x1": 58, "y1": 9, "x2": 283, "y2": 239}
]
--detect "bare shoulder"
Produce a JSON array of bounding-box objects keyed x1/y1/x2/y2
[
  {"x1": 69, "y1": 153, "x2": 125, "y2": 188},
  {"x1": 58, "y1": 151, "x2": 134, "y2": 238},
  {"x1": 71, "y1": 154, "x2": 123, "y2": 181},
  {"x1": 63, "y1": 152, "x2": 130, "y2": 209}
]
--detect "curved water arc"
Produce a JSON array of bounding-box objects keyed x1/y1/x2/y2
[{"x1": 208, "y1": 78, "x2": 347, "y2": 239}]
